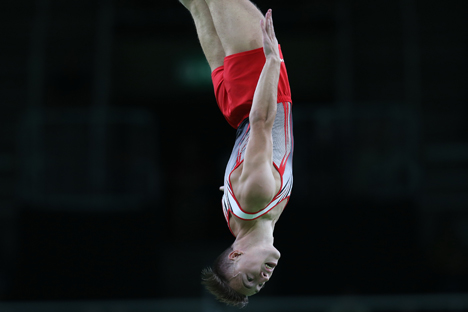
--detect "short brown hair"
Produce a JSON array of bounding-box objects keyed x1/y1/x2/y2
[{"x1": 201, "y1": 246, "x2": 248, "y2": 308}]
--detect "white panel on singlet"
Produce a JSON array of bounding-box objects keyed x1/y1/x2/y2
[{"x1": 222, "y1": 102, "x2": 294, "y2": 222}]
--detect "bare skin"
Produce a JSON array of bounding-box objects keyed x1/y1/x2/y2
[
  {"x1": 180, "y1": 0, "x2": 285, "y2": 296},
  {"x1": 179, "y1": 0, "x2": 224, "y2": 71},
  {"x1": 204, "y1": 0, "x2": 265, "y2": 56}
]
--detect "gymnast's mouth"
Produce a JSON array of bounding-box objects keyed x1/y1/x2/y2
[{"x1": 265, "y1": 263, "x2": 276, "y2": 272}]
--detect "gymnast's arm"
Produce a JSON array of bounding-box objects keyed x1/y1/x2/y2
[{"x1": 236, "y1": 9, "x2": 282, "y2": 210}]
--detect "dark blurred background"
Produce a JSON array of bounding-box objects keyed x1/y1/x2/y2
[{"x1": 1, "y1": 0, "x2": 467, "y2": 307}]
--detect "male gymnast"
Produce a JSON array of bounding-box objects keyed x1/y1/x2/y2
[{"x1": 179, "y1": 0, "x2": 293, "y2": 307}]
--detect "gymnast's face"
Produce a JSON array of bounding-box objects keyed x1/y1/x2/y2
[{"x1": 227, "y1": 248, "x2": 280, "y2": 296}]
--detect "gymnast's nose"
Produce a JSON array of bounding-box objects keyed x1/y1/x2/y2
[{"x1": 260, "y1": 271, "x2": 270, "y2": 282}]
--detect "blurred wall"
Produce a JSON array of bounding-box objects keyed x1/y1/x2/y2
[{"x1": 1, "y1": 0, "x2": 467, "y2": 301}]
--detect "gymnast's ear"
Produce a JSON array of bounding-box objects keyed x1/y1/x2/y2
[{"x1": 228, "y1": 250, "x2": 244, "y2": 260}]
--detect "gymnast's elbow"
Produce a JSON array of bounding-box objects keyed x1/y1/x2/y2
[{"x1": 249, "y1": 103, "x2": 277, "y2": 129}]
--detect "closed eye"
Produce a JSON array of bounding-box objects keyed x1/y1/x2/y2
[
  {"x1": 243, "y1": 281, "x2": 253, "y2": 289},
  {"x1": 243, "y1": 276, "x2": 254, "y2": 289}
]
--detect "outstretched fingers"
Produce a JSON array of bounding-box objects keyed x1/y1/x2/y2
[
  {"x1": 268, "y1": 10, "x2": 276, "y2": 40},
  {"x1": 267, "y1": 10, "x2": 272, "y2": 38},
  {"x1": 261, "y1": 9, "x2": 272, "y2": 41},
  {"x1": 261, "y1": 9, "x2": 280, "y2": 60}
]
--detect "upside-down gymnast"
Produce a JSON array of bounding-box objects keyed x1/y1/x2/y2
[{"x1": 179, "y1": 0, "x2": 293, "y2": 307}]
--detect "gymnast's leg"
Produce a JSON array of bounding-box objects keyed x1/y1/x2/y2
[
  {"x1": 179, "y1": 0, "x2": 225, "y2": 72},
  {"x1": 204, "y1": 0, "x2": 266, "y2": 56}
]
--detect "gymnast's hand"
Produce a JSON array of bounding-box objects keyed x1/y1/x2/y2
[{"x1": 261, "y1": 9, "x2": 282, "y2": 62}]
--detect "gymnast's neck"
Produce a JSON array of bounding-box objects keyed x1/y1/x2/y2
[{"x1": 232, "y1": 219, "x2": 276, "y2": 249}]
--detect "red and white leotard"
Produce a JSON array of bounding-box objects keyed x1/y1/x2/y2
[
  {"x1": 221, "y1": 102, "x2": 294, "y2": 235},
  {"x1": 211, "y1": 45, "x2": 294, "y2": 237}
]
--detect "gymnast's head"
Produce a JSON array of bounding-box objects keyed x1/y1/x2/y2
[{"x1": 201, "y1": 244, "x2": 280, "y2": 307}]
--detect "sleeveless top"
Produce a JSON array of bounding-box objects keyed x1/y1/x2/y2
[{"x1": 221, "y1": 102, "x2": 294, "y2": 236}]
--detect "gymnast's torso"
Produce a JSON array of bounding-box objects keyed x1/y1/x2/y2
[{"x1": 222, "y1": 102, "x2": 294, "y2": 236}]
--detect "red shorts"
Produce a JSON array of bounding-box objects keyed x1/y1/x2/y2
[{"x1": 211, "y1": 45, "x2": 292, "y2": 129}]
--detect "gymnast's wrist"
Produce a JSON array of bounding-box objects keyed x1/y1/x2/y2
[{"x1": 266, "y1": 56, "x2": 283, "y2": 65}]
